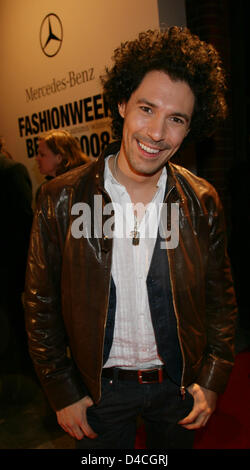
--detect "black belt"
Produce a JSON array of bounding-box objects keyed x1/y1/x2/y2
[{"x1": 102, "y1": 366, "x2": 167, "y2": 384}]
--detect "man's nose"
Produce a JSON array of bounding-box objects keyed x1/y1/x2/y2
[{"x1": 146, "y1": 115, "x2": 167, "y2": 142}]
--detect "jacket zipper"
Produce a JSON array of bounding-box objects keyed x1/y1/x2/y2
[
  {"x1": 96, "y1": 183, "x2": 114, "y2": 402},
  {"x1": 167, "y1": 248, "x2": 186, "y2": 399},
  {"x1": 165, "y1": 186, "x2": 186, "y2": 399},
  {"x1": 97, "y1": 269, "x2": 112, "y2": 402}
]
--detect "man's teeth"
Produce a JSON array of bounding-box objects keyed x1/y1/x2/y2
[{"x1": 138, "y1": 142, "x2": 159, "y2": 154}]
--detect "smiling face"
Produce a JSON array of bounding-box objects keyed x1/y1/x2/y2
[{"x1": 118, "y1": 70, "x2": 195, "y2": 181}]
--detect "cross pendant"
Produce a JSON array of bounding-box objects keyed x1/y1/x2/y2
[
  {"x1": 132, "y1": 230, "x2": 140, "y2": 246},
  {"x1": 131, "y1": 209, "x2": 140, "y2": 245}
]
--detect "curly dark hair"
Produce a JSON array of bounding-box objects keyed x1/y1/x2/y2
[{"x1": 101, "y1": 27, "x2": 227, "y2": 141}]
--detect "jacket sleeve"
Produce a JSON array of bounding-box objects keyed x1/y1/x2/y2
[
  {"x1": 24, "y1": 186, "x2": 88, "y2": 411},
  {"x1": 196, "y1": 191, "x2": 238, "y2": 393}
]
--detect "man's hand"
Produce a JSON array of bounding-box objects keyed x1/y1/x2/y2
[
  {"x1": 178, "y1": 383, "x2": 217, "y2": 430},
  {"x1": 56, "y1": 396, "x2": 98, "y2": 440}
]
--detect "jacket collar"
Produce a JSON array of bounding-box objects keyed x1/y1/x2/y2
[{"x1": 92, "y1": 141, "x2": 120, "y2": 194}]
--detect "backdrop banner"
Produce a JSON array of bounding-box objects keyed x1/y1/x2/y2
[{"x1": 0, "y1": 0, "x2": 186, "y2": 197}]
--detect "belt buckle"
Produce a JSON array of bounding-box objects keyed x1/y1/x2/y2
[{"x1": 138, "y1": 368, "x2": 163, "y2": 384}]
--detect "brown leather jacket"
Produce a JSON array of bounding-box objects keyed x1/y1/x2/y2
[{"x1": 24, "y1": 150, "x2": 237, "y2": 411}]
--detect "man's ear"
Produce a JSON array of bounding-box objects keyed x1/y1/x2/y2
[{"x1": 118, "y1": 101, "x2": 126, "y2": 118}]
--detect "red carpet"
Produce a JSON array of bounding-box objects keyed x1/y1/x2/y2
[{"x1": 135, "y1": 350, "x2": 250, "y2": 449}]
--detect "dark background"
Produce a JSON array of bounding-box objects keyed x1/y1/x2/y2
[{"x1": 184, "y1": 0, "x2": 249, "y2": 332}]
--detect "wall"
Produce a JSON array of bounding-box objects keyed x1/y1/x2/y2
[
  {"x1": 0, "y1": 0, "x2": 186, "y2": 198},
  {"x1": 185, "y1": 0, "x2": 234, "y2": 212},
  {"x1": 185, "y1": 0, "x2": 250, "y2": 330},
  {"x1": 158, "y1": 0, "x2": 186, "y2": 28}
]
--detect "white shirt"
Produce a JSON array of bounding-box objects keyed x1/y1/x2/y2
[{"x1": 104, "y1": 155, "x2": 167, "y2": 369}]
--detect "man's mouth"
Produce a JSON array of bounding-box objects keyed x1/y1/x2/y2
[{"x1": 137, "y1": 140, "x2": 161, "y2": 155}]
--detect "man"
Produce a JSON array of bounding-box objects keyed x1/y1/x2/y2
[{"x1": 24, "y1": 27, "x2": 237, "y2": 449}]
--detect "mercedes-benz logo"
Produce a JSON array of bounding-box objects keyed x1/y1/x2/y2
[{"x1": 40, "y1": 13, "x2": 63, "y2": 57}]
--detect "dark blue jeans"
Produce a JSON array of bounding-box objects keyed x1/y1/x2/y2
[{"x1": 76, "y1": 373, "x2": 195, "y2": 449}]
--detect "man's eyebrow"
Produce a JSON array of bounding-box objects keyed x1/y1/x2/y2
[
  {"x1": 137, "y1": 98, "x2": 192, "y2": 123},
  {"x1": 137, "y1": 98, "x2": 157, "y2": 108}
]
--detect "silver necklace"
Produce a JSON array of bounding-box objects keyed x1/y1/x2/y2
[{"x1": 113, "y1": 153, "x2": 140, "y2": 246}]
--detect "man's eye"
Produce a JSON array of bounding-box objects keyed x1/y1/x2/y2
[
  {"x1": 171, "y1": 116, "x2": 185, "y2": 125},
  {"x1": 140, "y1": 106, "x2": 152, "y2": 114}
]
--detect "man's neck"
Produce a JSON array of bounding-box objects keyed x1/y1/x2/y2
[{"x1": 109, "y1": 154, "x2": 162, "y2": 206}]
